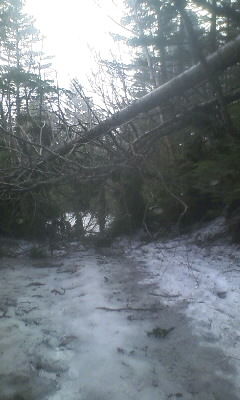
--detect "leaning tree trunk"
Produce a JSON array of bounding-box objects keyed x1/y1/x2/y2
[
  {"x1": 42, "y1": 34, "x2": 240, "y2": 162},
  {"x1": 4, "y1": 33, "x2": 240, "y2": 195}
]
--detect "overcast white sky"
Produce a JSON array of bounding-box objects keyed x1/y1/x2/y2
[{"x1": 24, "y1": 0, "x2": 128, "y2": 86}]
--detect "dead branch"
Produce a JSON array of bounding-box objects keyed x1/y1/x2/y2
[
  {"x1": 149, "y1": 292, "x2": 180, "y2": 298},
  {"x1": 223, "y1": 268, "x2": 240, "y2": 274},
  {"x1": 96, "y1": 306, "x2": 163, "y2": 312},
  {"x1": 51, "y1": 288, "x2": 66, "y2": 295}
]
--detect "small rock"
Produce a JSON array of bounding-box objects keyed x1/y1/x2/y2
[
  {"x1": 216, "y1": 291, "x2": 227, "y2": 299},
  {"x1": 117, "y1": 347, "x2": 125, "y2": 354}
]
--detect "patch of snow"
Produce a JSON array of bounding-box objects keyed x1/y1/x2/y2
[
  {"x1": 121, "y1": 218, "x2": 240, "y2": 386},
  {"x1": 0, "y1": 219, "x2": 240, "y2": 399}
]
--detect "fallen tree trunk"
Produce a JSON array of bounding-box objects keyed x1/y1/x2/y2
[{"x1": 43, "y1": 34, "x2": 240, "y2": 162}]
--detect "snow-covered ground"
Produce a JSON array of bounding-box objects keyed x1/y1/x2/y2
[{"x1": 0, "y1": 218, "x2": 240, "y2": 399}]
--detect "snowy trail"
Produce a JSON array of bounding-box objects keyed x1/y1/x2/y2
[{"x1": 0, "y1": 230, "x2": 240, "y2": 400}]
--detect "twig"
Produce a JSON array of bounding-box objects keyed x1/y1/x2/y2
[
  {"x1": 27, "y1": 282, "x2": 45, "y2": 287},
  {"x1": 51, "y1": 288, "x2": 66, "y2": 295},
  {"x1": 185, "y1": 246, "x2": 200, "y2": 287},
  {"x1": 223, "y1": 268, "x2": 240, "y2": 273},
  {"x1": 24, "y1": 307, "x2": 38, "y2": 314},
  {"x1": 96, "y1": 306, "x2": 163, "y2": 312},
  {"x1": 228, "y1": 355, "x2": 240, "y2": 362},
  {"x1": 149, "y1": 292, "x2": 180, "y2": 298}
]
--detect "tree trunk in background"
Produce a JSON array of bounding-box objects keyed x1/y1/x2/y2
[
  {"x1": 210, "y1": 0, "x2": 217, "y2": 52},
  {"x1": 192, "y1": 0, "x2": 240, "y2": 24},
  {"x1": 97, "y1": 187, "x2": 106, "y2": 234},
  {"x1": 133, "y1": 1, "x2": 174, "y2": 162},
  {"x1": 175, "y1": 1, "x2": 235, "y2": 136},
  {"x1": 74, "y1": 213, "x2": 84, "y2": 237}
]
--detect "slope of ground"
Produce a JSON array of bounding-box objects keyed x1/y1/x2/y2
[{"x1": 0, "y1": 218, "x2": 239, "y2": 399}]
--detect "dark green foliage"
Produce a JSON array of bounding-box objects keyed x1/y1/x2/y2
[
  {"x1": 106, "y1": 169, "x2": 146, "y2": 236},
  {"x1": 0, "y1": 186, "x2": 69, "y2": 238}
]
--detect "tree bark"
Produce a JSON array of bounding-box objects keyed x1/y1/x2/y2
[{"x1": 210, "y1": 0, "x2": 217, "y2": 52}]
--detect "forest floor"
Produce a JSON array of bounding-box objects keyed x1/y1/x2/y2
[{"x1": 0, "y1": 218, "x2": 240, "y2": 400}]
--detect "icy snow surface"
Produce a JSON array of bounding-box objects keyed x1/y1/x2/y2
[{"x1": 0, "y1": 218, "x2": 240, "y2": 400}]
